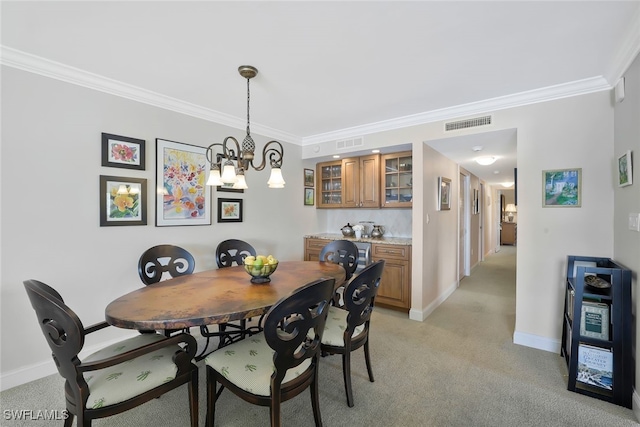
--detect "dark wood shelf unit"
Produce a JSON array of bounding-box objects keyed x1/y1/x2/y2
[{"x1": 561, "y1": 255, "x2": 633, "y2": 408}]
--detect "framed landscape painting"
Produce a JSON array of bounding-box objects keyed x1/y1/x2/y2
[
  {"x1": 543, "y1": 168, "x2": 581, "y2": 207},
  {"x1": 618, "y1": 150, "x2": 632, "y2": 187},
  {"x1": 156, "y1": 138, "x2": 211, "y2": 226},
  {"x1": 438, "y1": 177, "x2": 451, "y2": 211}
]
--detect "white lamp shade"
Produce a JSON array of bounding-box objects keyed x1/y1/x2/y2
[
  {"x1": 117, "y1": 184, "x2": 128, "y2": 194},
  {"x1": 505, "y1": 204, "x2": 517, "y2": 213},
  {"x1": 233, "y1": 173, "x2": 248, "y2": 189},
  {"x1": 221, "y1": 163, "x2": 237, "y2": 184},
  {"x1": 267, "y1": 168, "x2": 286, "y2": 188},
  {"x1": 206, "y1": 168, "x2": 224, "y2": 186}
]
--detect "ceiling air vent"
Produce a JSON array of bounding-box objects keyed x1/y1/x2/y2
[
  {"x1": 445, "y1": 115, "x2": 492, "y2": 132},
  {"x1": 336, "y1": 137, "x2": 364, "y2": 150}
]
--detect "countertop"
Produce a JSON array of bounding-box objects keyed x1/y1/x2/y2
[{"x1": 304, "y1": 233, "x2": 412, "y2": 246}]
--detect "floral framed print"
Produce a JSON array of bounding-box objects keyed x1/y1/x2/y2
[
  {"x1": 438, "y1": 177, "x2": 451, "y2": 211},
  {"x1": 99, "y1": 175, "x2": 147, "y2": 226},
  {"x1": 218, "y1": 198, "x2": 243, "y2": 223},
  {"x1": 304, "y1": 188, "x2": 314, "y2": 206},
  {"x1": 156, "y1": 138, "x2": 211, "y2": 226},
  {"x1": 618, "y1": 150, "x2": 633, "y2": 187},
  {"x1": 101, "y1": 133, "x2": 145, "y2": 170},
  {"x1": 543, "y1": 168, "x2": 581, "y2": 207},
  {"x1": 304, "y1": 168, "x2": 315, "y2": 187}
]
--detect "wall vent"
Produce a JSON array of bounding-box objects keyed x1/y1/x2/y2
[
  {"x1": 445, "y1": 115, "x2": 492, "y2": 132},
  {"x1": 336, "y1": 136, "x2": 364, "y2": 150}
]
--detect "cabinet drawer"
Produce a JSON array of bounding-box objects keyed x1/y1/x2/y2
[
  {"x1": 306, "y1": 238, "x2": 329, "y2": 251},
  {"x1": 372, "y1": 244, "x2": 409, "y2": 260}
]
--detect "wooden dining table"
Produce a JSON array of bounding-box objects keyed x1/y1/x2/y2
[{"x1": 105, "y1": 260, "x2": 346, "y2": 331}]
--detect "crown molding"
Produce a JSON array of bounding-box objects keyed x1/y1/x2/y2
[
  {"x1": 0, "y1": 45, "x2": 618, "y2": 147},
  {"x1": 606, "y1": 6, "x2": 640, "y2": 84},
  {"x1": 301, "y1": 76, "x2": 611, "y2": 145},
  {"x1": 0, "y1": 46, "x2": 301, "y2": 145}
]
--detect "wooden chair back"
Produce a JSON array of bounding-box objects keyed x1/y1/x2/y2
[
  {"x1": 138, "y1": 244, "x2": 195, "y2": 285},
  {"x1": 319, "y1": 240, "x2": 359, "y2": 280},
  {"x1": 215, "y1": 239, "x2": 256, "y2": 268}
]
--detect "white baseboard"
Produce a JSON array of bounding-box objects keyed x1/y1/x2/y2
[
  {"x1": 513, "y1": 330, "x2": 560, "y2": 353},
  {"x1": 1, "y1": 332, "x2": 139, "y2": 392},
  {"x1": 409, "y1": 280, "x2": 458, "y2": 322}
]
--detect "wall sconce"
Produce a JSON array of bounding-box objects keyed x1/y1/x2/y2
[{"x1": 206, "y1": 66, "x2": 285, "y2": 189}]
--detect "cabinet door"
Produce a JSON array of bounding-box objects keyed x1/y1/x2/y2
[
  {"x1": 359, "y1": 154, "x2": 380, "y2": 208},
  {"x1": 381, "y1": 151, "x2": 412, "y2": 208},
  {"x1": 342, "y1": 157, "x2": 360, "y2": 208},
  {"x1": 317, "y1": 161, "x2": 342, "y2": 208},
  {"x1": 372, "y1": 243, "x2": 411, "y2": 310}
]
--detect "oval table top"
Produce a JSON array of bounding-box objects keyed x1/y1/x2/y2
[{"x1": 105, "y1": 261, "x2": 346, "y2": 330}]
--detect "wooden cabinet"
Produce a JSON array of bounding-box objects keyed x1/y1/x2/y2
[
  {"x1": 371, "y1": 243, "x2": 411, "y2": 311},
  {"x1": 561, "y1": 256, "x2": 632, "y2": 408},
  {"x1": 381, "y1": 151, "x2": 412, "y2": 208},
  {"x1": 317, "y1": 155, "x2": 380, "y2": 208},
  {"x1": 500, "y1": 222, "x2": 517, "y2": 245}
]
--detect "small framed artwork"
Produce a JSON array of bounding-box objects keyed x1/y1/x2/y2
[
  {"x1": 156, "y1": 138, "x2": 211, "y2": 226},
  {"x1": 438, "y1": 177, "x2": 451, "y2": 211},
  {"x1": 472, "y1": 189, "x2": 479, "y2": 214},
  {"x1": 304, "y1": 168, "x2": 315, "y2": 187},
  {"x1": 543, "y1": 168, "x2": 581, "y2": 207},
  {"x1": 101, "y1": 133, "x2": 145, "y2": 170},
  {"x1": 99, "y1": 175, "x2": 147, "y2": 226},
  {"x1": 218, "y1": 198, "x2": 243, "y2": 223},
  {"x1": 304, "y1": 187, "x2": 314, "y2": 206},
  {"x1": 618, "y1": 150, "x2": 633, "y2": 187}
]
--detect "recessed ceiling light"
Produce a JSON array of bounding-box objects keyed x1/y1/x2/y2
[
  {"x1": 472, "y1": 146, "x2": 483, "y2": 152},
  {"x1": 333, "y1": 155, "x2": 340, "y2": 159},
  {"x1": 372, "y1": 149, "x2": 380, "y2": 153},
  {"x1": 475, "y1": 156, "x2": 496, "y2": 165}
]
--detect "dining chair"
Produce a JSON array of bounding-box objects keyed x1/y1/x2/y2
[
  {"x1": 137, "y1": 244, "x2": 196, "y2": 337},
  {"x1": 321, "y1": 259, "x2": 385, "y2": 407},
  {"x1": 23, "y1": 279, "x2": 199, "y2": 427},
  {"x1": 319, "y1": 239, "x2": 360, "y2": 306},
  {"x1": 204, "y1": 277, "x2": 336, "y2": 427},
  {"x1": 215, "y1": 238, "x2": 256, "y2": 268},
  {"x1": 212, "y1": 238, "x2": 258, "y2": 342},
  {"x1": 138, "y1": 244, "x2": 196, "y2": 285}
]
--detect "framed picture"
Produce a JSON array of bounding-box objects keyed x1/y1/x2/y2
[
  {"x1": 438, "y1": 177, "x2": 451, "y2": 211},
  {"x1": 99, "y1": 175, "x2": 147, "y2": 226},
  {"x1": 472, "y1": 189, "x2": 479, "y2": 214},
  {"x1": 217, "y1": 198, "x2": 243, "y2": 222},
  {"x1": 543, "y1": 168, "x2": 582, "y2": 207},
  {"x1": 304, "y1": 168, "x2": 315, "y2": 187},
  {"x1": 156, "y1": 138, "x2": 211, "y2": 226},
  {"x1": 101, "y1": 133, "x2": 145, "y2": 170},
  {"x1": 618, "y1": 150, "x2": 633, "y2": 187},
  {"x1": 304, "y1": 187, "x2": 314, "y2": 206}
]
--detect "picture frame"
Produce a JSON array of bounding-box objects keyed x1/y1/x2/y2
[
  {"x1": 156, "y1": 138, "x2": 211, "y2": 226},
  {"x1": 438, "y1": 177, "x2": 451, "y2": 211},
  {"x1": 543, "y1": 168, "x2": 582, "y2": 207},
  {"x1": 217, "y1": 198, "x2": 243, "y2": 223},
  {"x1": 472, "y1": 189, "x2": 479, "y2": 215},
  {"x1": 617, "y1": 150, "x2": 633, "y2": 187},
  {"x1": 101, "y1": 133, "x2": 145, "y2": 170},
  {"x1": 99, "y1": 175, "x2": 147, "y2": 226},
  {"x1": 304, "y1": 168, "x2": 315, "y2": 187},
  {"x1": 304, "y1": 187, "x2": 314, "y2": 206}
]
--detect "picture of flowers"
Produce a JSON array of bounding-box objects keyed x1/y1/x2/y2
[
  {"x1": 101, "y1": 133, "x2": 145, "y2": 170},
  {"x1": 217, "y1": 198, "x2": 243, "y2": 223},
  {"x1": 543, "y1": 168, "x2": 581, "y2": 207},
  {"x1": 156, "y1": 138, "x2": 211, "y2": 226},
  {"x1": 618, "y1": 150, "x2": 633, "y2": 187},
  {"x1": 99, "y1": 175, "x2": 147, "y2": 226}
]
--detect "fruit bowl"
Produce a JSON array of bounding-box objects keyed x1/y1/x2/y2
[{"x1": 243, "y1": 255, "x2": 279, "y2": 284}]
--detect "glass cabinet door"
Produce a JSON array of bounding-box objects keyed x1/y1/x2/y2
[
  {"x1": 318, "y1": 162, "x2": 342, "y2": 207},
  {"x1": 382, "y1": 152, "x2": 412, "y2": 207}
]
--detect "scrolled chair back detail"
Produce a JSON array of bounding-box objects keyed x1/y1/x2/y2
[
  {"x1": 138, "y1": 244, "x2": 195, "y2": 285},
  {"x1": 215, "y1": 239, "x2": 256, "y2": 268}
]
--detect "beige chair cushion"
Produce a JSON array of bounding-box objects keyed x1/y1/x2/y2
[
  {"x1": 321, "y1": 305, "x2": 365, "y2": 347},
  {"x1": 204, "y1": 332, "x2": 311, "y2": 397},
  {"x1": 82, "y1": 334, "x2": 180, "y2": 409}
]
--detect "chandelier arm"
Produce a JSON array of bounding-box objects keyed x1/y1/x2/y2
[{"x1": 250, "y1": 140, "x2": 284, "y2": 171}]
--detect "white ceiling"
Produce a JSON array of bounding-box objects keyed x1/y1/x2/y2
[{"x1": 2, "y1": 1, "x2": 639, "y2": 186}]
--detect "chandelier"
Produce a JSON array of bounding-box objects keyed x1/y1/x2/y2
[{"x1": 205, "y1": 65, "x2": 285, "y2": 189}]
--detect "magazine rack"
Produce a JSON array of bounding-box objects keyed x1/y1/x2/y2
[{"x1": 561, "y1": 255, "x2": 633, "y2": 408}]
